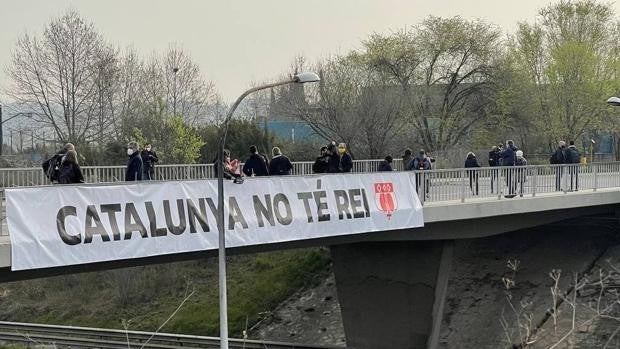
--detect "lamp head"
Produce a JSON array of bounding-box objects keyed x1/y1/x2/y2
[
  {"x1": 293, "y1": 72, "x2": 320, "y2": 84},
  {"x1": 607, "y1": 96, "x2": 620, "y2": 106}
]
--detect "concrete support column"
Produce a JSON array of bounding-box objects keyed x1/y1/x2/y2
[{"x1": 331, "y1": 240, "x2": 453, "y2": 349}]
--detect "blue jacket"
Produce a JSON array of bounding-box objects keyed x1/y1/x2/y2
[
  {"x1": 126, "y1": 153, "x2": 143, "y2": 181},
  {"x1": 500, "y1": 146, "x2": 517, "y2": 166}
]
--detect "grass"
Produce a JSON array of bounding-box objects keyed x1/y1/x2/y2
[{"x1": 0, "y1": 248, "x2": 332, "y2": 339}]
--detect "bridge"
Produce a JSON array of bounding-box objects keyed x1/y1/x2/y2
[{"x1": 1, "y1": 160, "x2": 620, "y2": 349}]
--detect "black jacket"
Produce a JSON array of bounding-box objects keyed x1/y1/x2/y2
[
  {"x1": 567, "y1": 146, "x2": 581, "y2": 164},
  {"x1": 500, "y1": 146, "x2": 518, "y2": 166},
  {"x1": 269, "y1": 155, "x2": 293, "y2": 175},
  {"x1": 378, "y1": 160, "x2": 393, "y2": 172},
  {"x1": 465, "y1": 155, "x2": 480, "y2": 168},
  {"x1": 243, "y1": 153, "x2": 269, "y2": 176},
  {"x1": 488, "y1": 150, "x2": 500, "y2": 167},
  {"x1": 141, "y1": 150, "x2": 159, "y2": 171},
  {"x1": 327, "y1": 152, "x2": 341, "y2": 173},
  {"x1": 340, "y1": 153, "x2": 353, "y2": 172},
  {"x1": 126, "y1": 152, "x2": 143, "y2": 181},
  {"x1": 550, "y1": 147, "x2": 567, "y2": 164},
  {"x1": 58, "y1": 161, "x2": 84, "y2": 184},
  {"x1": 313, "y1": 155, "x2": 329, "y2": 173}
]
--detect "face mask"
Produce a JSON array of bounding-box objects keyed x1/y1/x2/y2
[{"x1": 127, "y1": 149, "x2": 134, "y2": 156}]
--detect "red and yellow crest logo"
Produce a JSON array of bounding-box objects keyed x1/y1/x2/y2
[{"x1": 374, "y1": 182, "x2": 397, "y2": 219}]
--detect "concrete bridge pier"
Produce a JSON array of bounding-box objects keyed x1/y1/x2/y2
[{"x1": 331, "y1": 240, "x2": 454, "y2": 349}]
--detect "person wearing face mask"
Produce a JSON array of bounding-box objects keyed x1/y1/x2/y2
[
  {"x1": 338, "y1": 142, "x2": 353, "y2": 173},
  {"x1": 126, "y1": 141, "x2": 143, "y2": 181},
  {"x1": 140, "y1": 143, "x2": 159, "y2": 180}
]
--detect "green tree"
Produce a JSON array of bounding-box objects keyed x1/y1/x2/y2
[
  {"x1": 364, "y1": 16, "x2": 502, "y2": 152},
  {"x1": 198, "y1": 119, "x2": 276, "y2": 163},
  {"x1": 123, "y1": 100, "x2": 204, "y2": 164},
  {"x1": 503, "y1": 0, "x2": 620, "y2": 149}
]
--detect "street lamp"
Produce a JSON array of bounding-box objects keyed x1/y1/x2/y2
[
  {"x1": 607, "y1": 96, "x2": 620, "y2": 106},
  {"x1": 0, "y1": 104, "x2": 33, "y2": 156},
  {"x1": 172, "y1": 67, "x2": 179, "y2": 116},
  {"x1": 216, "y1": 71, "x2": 319, "y2": 349}
]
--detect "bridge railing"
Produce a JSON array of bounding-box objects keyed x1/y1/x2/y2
[
  {"x1": 415, "y1": 162, "x2": 620, "y2": 205},
  {"x1": 0, "y1": 161, "x2": 619, "y2": 237}
]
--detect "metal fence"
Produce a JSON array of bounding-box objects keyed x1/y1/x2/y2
[
  {"x1": 413, "y1": 163, "x2": 620, "y2": 205},
  {"x1": 0, "y1": 161, "x2": 619, "y2": 237}
]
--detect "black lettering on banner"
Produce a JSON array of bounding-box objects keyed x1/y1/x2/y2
[
  {"x1": 228, "y1": 196, "x2": 248, "y2": 230},
  {"x1": 56, "y1": 206, "x2": 81, "y2": 245},
  {"x1": 187, "y1": 198, "x2": 210, "y2": 233},
  {"x1": 124, "y1": 203, "x2": 148, "y2": 240},
  {"x1": 100, "y1": 204, "x2": 122, "y2": 241},
  {"x1": 253, "y1": 194, "x2": 275, "y2": 227},
  {"x1": 164, "y1": 199, "x2": 186, "y2": 235},
  {"x1": 297, "y1": 192, "x2": 314, "y2": 223},
  {"x1": 84, "y1": 205, "x2": 111, "y2": 243},
  {"x1": 313, "y1": 191, "x2": 330, "y2": 222},
  {"x1": 145, "y1": 201, "x2": 167, "y2": 237},
  {"x1": 333, "y1": 190, "x2": 352, "y2": 220},
  {"x1": 361, "y1": 188, "x2": 371, "y2": 217},
  {"x1": 206, "y1": 197, "x2": 220, "y2": 218},
  {"x1": 273, "y1": 193, "x2": 293, "y2": 225},
  {"x1": 348, "y1": 189, "x2": 365, "y2": 219}
]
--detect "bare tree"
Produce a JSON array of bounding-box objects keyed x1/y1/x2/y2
[
  {"x1": 162, "y1": 45, "x2": 219, "y2": 126},
  {"x1": 6, "y1": 10, "x2": 115, "y2": 146}
]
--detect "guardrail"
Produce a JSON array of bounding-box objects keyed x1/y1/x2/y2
[
  {"x1": 0, "y1": 321, "x2": 342, "y2": 349},
  {"x1": 0, "y1": 159, "x2": 404, "y2": 187}
]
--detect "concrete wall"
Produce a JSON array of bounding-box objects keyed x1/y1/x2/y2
[{"x1": 331, "y1": 241, "x2": 451, "y2": 349}]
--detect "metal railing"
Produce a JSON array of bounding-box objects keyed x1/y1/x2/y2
[
  {"x1": 412, "y1": 163, "x2": 620, "y2": 205},
  {"x1": 0, "y1": 321, "x2": 341, "y2": 349}
]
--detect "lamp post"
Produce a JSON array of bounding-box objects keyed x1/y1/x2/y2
[
  {"x1": 0, "y1": 105, "x2": 33, "y2": 156},
  {"x1": 216, "y1": 72, "x2": 319, "y2": 349},
  {"x1": 172, "y1": 67, "x2": 179, "y2": 116}
]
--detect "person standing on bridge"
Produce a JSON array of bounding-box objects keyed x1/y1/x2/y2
[
  {"x1": 312, "y1": 146, "x2": 329, "y2": 174},
  {"x1": 567, "y1": 140, "x2": 581, "y2": 191},
  {"x1": 550, "y1": 141, "x2": 567, "y2": 191},
  {"x1": 378, "y1": 155, "x2": 393, "y2": 171},
  {"x1": 465, "y1": 152, "x2": 480, "y2": 195},
  {"x1": 488, "y1": 145, "x2": 500, "y2": 193},
  {"x1": 58, "y1": 150, "x2": 84, "y2": 184},
  {"x1": 326, "y1": 142, "x2": 341, "y2": 173},
  {"x1": 411, "y1": 149, "x2": 432, "y2": 198},
  {"x1": 243, "y1": 145, "x2": 269, "y2": 177},
  {"x1": 269, "y1": 146, "x2": 293, "y2": 175},
  {"x1": 126, "y1": 141, "x2": 143, "y2": 181},
  {"x1": 338, "y1": 143, "x2": 353, "y2": 173},
  {"x1": 402, "y1": 148, "x2": 413, "y2": 171},
  {"x1": 515, "y1": 150, "x2": 528, "y2": 197},
  {"x1": 140, "y1": 143, "x2": 159, "y2": 180},
  {"x1": 500, "y1": 140, "x2": 518, "y2": 198}
]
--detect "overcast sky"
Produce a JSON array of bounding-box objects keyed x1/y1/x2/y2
[{"x1": 1, "y1": 0, "x2": 619, "y2": 102}]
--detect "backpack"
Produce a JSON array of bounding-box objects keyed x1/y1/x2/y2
[
  {"x1": 42, "y1": 154, "x2": 63, "y2": 182},
  {"x1": 415, "y1": 157, "x2": 429, "y2": 170}
]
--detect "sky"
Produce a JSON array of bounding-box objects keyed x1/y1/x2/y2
[{"x1": 1, "y1": 0, "x2": 619, "y2": 103}]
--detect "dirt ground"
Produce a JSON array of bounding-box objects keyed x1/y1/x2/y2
[{"x1": 253, "y1": 215, "x2": 620, "y2": 348}]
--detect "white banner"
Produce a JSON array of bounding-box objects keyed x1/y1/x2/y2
[{"x1": 7, "y1": 173, "x2": 423, "y2": 271}]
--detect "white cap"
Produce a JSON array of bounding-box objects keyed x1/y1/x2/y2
[{"x1": 516, "y1": 150, "x2": 523, "y2": 157}]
